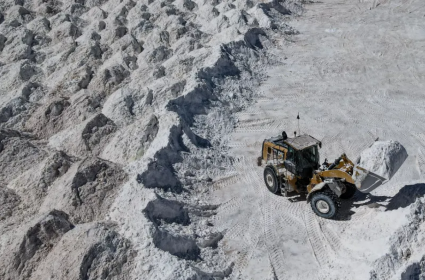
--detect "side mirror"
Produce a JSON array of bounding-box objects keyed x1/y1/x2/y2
[{"x1": 318, "y1": 142, "x2": 322, "y2": 149}]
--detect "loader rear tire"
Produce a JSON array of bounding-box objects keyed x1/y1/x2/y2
[
  {"x1": 264, "y1": 167, "x2": 279, "y2": 194},
  {"x1": 340, "y1": 183, "x2": 356, "y2": 199},
  {"x1": 310, "y1": 189, "x2": 340, "y2": 219}
]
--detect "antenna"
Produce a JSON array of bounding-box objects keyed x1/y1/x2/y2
[{"x1": 297, "y1": 112, "x2": 300, "y2": 136}]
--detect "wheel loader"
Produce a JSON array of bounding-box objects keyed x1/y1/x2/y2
[{"x1": 257, "y1": 131, "x2": 392, "y2": 219}]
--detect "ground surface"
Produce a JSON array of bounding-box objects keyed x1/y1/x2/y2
[
  {"x1": 0, "y1": 0, "x2": 424, "y2": 279},
  {"x1": 211, "y1": 0, "x2": 425, "y2": 279}
]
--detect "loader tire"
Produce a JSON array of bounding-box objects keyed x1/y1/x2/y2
[
  {"x1": 340, "y1": 183, "x2": 356, "y2": 199},
  {"x1": 264, "y1": 167, "x2": 279, "y2": 194},
  {"x1": 310, "y1": 189, "x2": 340, "y2": 219}
]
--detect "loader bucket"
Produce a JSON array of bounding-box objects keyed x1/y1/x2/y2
[{"x1": 352, "y1": 165, "x2": 387, "y2": 193}]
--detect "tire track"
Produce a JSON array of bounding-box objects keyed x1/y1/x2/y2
[
  {"x1": 211, "y1": 0, "x2": 425, "y2": 279},
  {"x1": 246, "y1": 159, "x2": 300, "y2": 279},
  {"x1": 303, "y1": 208, "x2": 336, "y2": 268},
  {"x1": 232, "y1": 158, "x2": 289, "y2": 279},
  {"x1": 211, "y1": 174, "x2": 240, "y2": 192}
]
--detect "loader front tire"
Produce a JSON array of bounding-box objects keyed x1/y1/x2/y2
[
  {"x1": 310, "y1": 190, "x2": 339, "y2": 219},
  {"x1": 264, "y1": 167, "x2": 279, "y2": 194},
  {"x1": 340, "y1": 183, "x2": 356, "y2": 199}
]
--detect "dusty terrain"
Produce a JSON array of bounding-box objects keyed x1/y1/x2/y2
[
  {"x1": 0, "y1": 0, "x2": 424, "y2": 279},
  {"x1": 212, "y1": 1, "x2": 425, "y2": 279}
]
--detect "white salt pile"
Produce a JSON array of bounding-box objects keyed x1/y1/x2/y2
[{"x1": 358, "y1": 140, "x2": 408, "y2": 180}]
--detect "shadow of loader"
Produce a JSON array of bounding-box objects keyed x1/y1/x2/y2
[{"x1": 337, "y1": 183, "x2": 425, "y2": 220}]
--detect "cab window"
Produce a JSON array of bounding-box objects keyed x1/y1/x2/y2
[
  {"x1": 274, "y1": 150, "x2": 284, "y2": 164},
  {"x1": 277, "y1": 150, "x2": 284, "y2": 160},
  {"x1": 286, "y1": 146, "x2": 295, "y2": 162}
]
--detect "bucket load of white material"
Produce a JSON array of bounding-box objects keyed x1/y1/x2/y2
[{"x1": 353, "y1": 140, "x2": 408, "y2": 193}]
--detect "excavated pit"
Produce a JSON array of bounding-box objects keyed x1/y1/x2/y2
[
  {"x1": 70, "y1": 158, "x2": 127, "y2": 223},
  {"x1": 6, "y1": 210, "x2": 74, "y2": 279},
  {"x1": 26, "y1": 223, "x2": 136, "y2": 280},
  {"x1": 81, "y1": 113, "x2": 117, "y2": 154},
  {"x1": 78, "y1": 228, "x2": 135, "y2": 280},
  {"x1": 0, "y1": 186, "x2": 21, "y2": 220},
  {"x1": 0, "y1": 129, "x2": 46, "y2": 184},
  {"x1": 38, "y1": 151, "x2": 73, "y2": 191}
]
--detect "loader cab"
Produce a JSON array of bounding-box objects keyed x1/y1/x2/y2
[
  {"x1": 262, "y1": 133, "x2": 321, "y2": 179},
  {"x1": 293, "y1": 145, "x2": 320, "y2": 178},
  {"x1": 261, "y1": 132, "x2": 322, "y2": 196}
]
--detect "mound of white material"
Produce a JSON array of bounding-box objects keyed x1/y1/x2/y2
[{"x1": 358, "y1": 140, "x2": 408, "y2": 180}]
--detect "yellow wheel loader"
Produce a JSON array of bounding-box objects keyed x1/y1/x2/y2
[{"x1": 257, "y1": 131, "x2": 392, "y2": 219}]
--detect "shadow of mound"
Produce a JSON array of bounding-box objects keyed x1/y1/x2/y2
[
  {"x1": 337, "y1": 191, "x2": 391, "y2": 220},
  {"x1": 337, "y1": 183, "x2": 425, "y2": 220},
  {"x1": 386, "y1": 183, "x2": 425, "y2": 211},
  {"x1": 353, "y1": 192, "x2": 391, "y2": 207},
  {"x1": 270, "y1": 183, "x2": 425, "y2": 220}
]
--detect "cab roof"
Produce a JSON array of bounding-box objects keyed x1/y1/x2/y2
[{"x1": 267, "y1": 134, "x2": 321, "y2": 150}]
